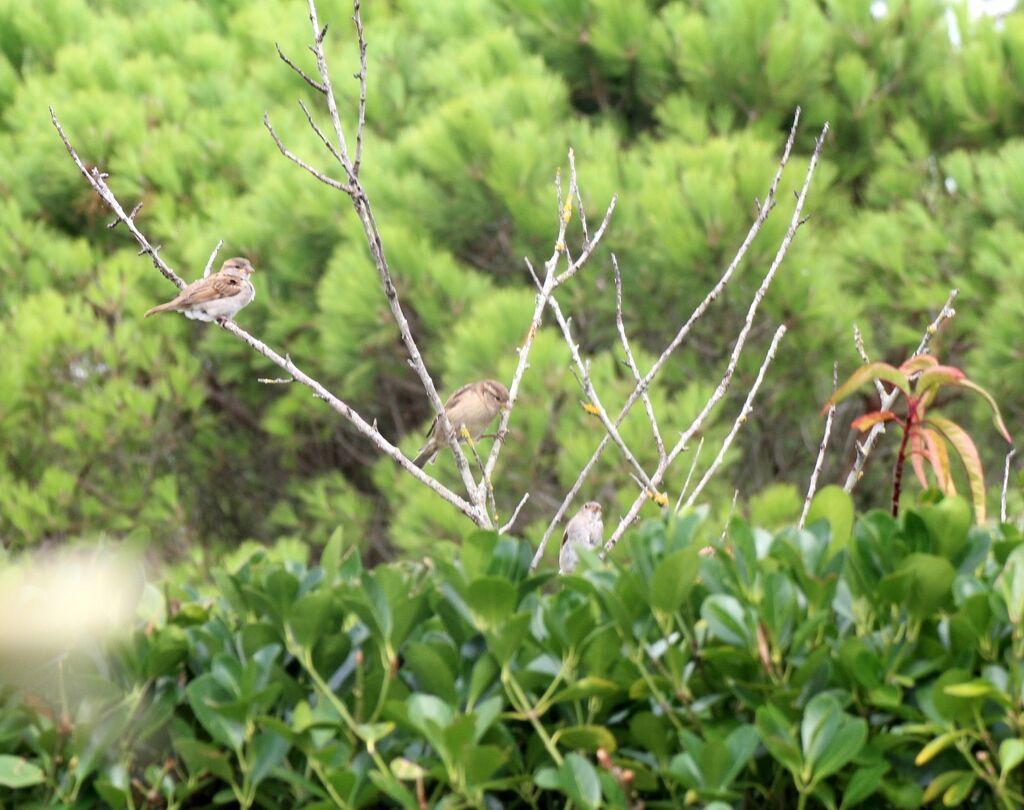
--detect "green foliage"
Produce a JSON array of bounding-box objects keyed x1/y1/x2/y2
[
  {"x1": 2, "y1": 0, "x2": 1023, "y2": 555},
  {"x1": 4, "y1": 505, "x2": 1024, "y2": 807}
]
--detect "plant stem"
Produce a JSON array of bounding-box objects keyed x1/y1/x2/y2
[{"x1": 892, "y1": 416, "x2": 913, "y2": 517}]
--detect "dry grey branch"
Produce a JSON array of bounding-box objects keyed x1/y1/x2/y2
[
  {"x1": 275, "y1": 41, "x2": 327, "y2": 94},
  {"x1": 684, "y1": 324, "x2": 788, "y2": 509},
  {"x1": 1002, "y1": 447, "x2": 1018, "y2": 524},
  {"x1": 500, "y1": 492, "x2": 531, "y2": 534},
  {"x1": 531, "y1": 109, "x2": 808, "y2": 572},
  {"x1": 674, "y1": 436, "x2": 705, "y2": 513},
  {"x1": 605, "y1": 325, "x2": 788, "y2": 553},
  {"x1": 49, "y1": 109, "x2": 488, "y2": 528},
  {"x1": 843, "y1": 288, "x2": 959, "y2": 493},
  {"x1": 264, "y1": 113, "x2": 354, "y2": 192},
  {"x1": 352, "y1": 0, "x2": 368, "y2": 176},
  {"x1": 203, "y1": 239, "x2": 224, "y2": 278},
  {"x1": 799, "y1": 361, "x2": 837, "y2": 530},
  {"x1": 273, "y1": 0, "x2": 483, "y2": 512},
  {"x1": 613, "y1": 254, "x2": 664, "y2": 460},
  {"x1": 601, "y1": 121, "x2": 828, "y2": 552}
]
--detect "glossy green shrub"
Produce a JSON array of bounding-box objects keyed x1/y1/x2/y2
[{"x1": 2, "y1": 494, "x2": 1024, "y2": 808}]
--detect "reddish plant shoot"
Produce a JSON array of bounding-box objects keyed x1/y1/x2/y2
[{"x1": 825, "y1": 356, "x2": 1013, "y2": 523}]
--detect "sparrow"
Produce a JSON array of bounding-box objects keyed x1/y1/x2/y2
[
  {"x1": 413, "y1": 379, "x2": 510, "y2": 468},
  {"x1": 144, "y1": 257, "x2": 256, "y2": 323},
  {"x1": 559, "y1": 501, "x2": 603, "y2": 574}
]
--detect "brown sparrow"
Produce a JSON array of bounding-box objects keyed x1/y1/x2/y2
[
  {"x1": 559, "y1": 501, "x2": 603, "y2": 574},
  {"x1": 145, "y1": 257, "x2": 256, "y2": 323},
  {"x1": 413, "y1": 379, "x2": 510, "y2": 468}
]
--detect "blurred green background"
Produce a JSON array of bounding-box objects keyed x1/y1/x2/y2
[{"x1": 1, "y1": 0, "x2": 1022, "y2": 561}]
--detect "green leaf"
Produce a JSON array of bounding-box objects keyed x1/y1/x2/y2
[
  {"x1": 899, "y1": 355, "x2": 939, "y2": 374},
  {"x1": 466, "y1": 576, "x2": 516, "y2": 630},
  {"x1": 915, "y1": 730, "x2": 962, "y2": 766},
  {"x1": 0, "y1": 755, "x2": 45, "y2": 789},
  {"x1": 999, "y1": 738, "x2": 1024, "y2": 779},
  {"x1": 554, "y1": 725, "x2": 618, "y2": 753},
  {"x1": 186, "y1": 674, "x2": 246, "y2": 750},
  {"x1": 320, "y1": 527, "x2": 344, "y2": 577},
  {"x1": 560, "y1": 753, "x2": 602, "y2": 810},
  {"x1": 702, "y1": 594, "x2": 754, "y2": 647},
  {"x1": 922, "y1": 770, "x2": 966, "y2": 804},
  {"x1": 915, "y1": 365, "x2": 966, "y2": 396},
  {"x1": 464, "y1": 745, "x2": 506, "y2": 784},
  {"x1": 756, "y1": 704, "x2": 802, "y2": 777},
  {"x1": 802, "y1": 695, "x2": 866, "y2": 785},
  {"x1": 462, "y1": 530, "x2": 499, "y2": 580},
  {"x1": 649, "y1": 545, "x2": 700, "y2": 612},
  {"x1": 997, "y1": 545, "x2": 1024, "y2": 624},
  {"x1": 926, "y1": 415, "x2": 987, "y2": 524},
  {"x1": 828, "y1": 362, "x2": 910, "y2": 410},
  {"x1": 942, "y1": 771, "x2": 975, "y2": 805},
  {"x1": 287, "y1": 592, "x2": 335, "y2": 649},
  {"x1": 806, "y1": 485, "x2": 854, "y2": 557}
]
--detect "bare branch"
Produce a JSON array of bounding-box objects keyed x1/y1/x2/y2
[
  {"x1": 684, "y1": 324, "x2": 788, "y2": 508},
  {"x1": 481, "y1": 155, "x2": 617, "y2": 485},
  {"x1": 613, "y1": 254, "x2": 664, "y2": 460},
  {"x1": 853, "y1": 325, "x2": 887, "y2": 399},
  {"x1": 304, "y1": 0, "x2": 355, "y2": 181},
  {"x1": 298, "y1": 99, "x2": 345, "y2": 165},
  {"x1": 275, "y1": 41, "x2": 327, "y2": 94},
  {"x1": 203, "y1": 239, "x2": 224, "y2": 278},
  {"x1": 605, "y1": 325, "x2": 788, "y2": 553},
  {"x1": 500, "y1": 492, "x2": 530, "y2": 534},
  {"x1": 568, "y1": 149, "x2": 589, "y2": 242},
  {"x1": 1002, "y1": 447, "x2": 1018, "y2": 524},
  {"x1": 263, "y1": 113, "x2": 354, "y2": 192},
  {"x1": 352, "y1": 0, "x2": 368, "y2": 176},
  {"x1": 272, "y1": 0, "x2": 483, "y2": 512},
  {"x1": 843, "y1": 288, "x2": 959, "y2": 492},
  {"x1": 545, "y1": 286, "x2": 659, "y2": 496},
  {"x1": 531, "y1": 109, "x2": 808, "y2": 571},
  {"x1": 798, "y1": 361, "x2": 837, "y2": 529},
  {"x1": 49, "y1": 109, "x2": 489, "y2": 529},
  {"x1": 674, "y1": 436, "x2": 705, "y2": 513},
  {"x1": 51, "y1": 108, "x2": 185, "y2": 290}
]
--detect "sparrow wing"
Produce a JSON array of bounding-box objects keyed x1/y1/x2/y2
[
  {"x1": 424, "y1": 382, "x2": 477, "y2": 437},
  {"x1": 174, "y1": 273, "x2": 245, "y2": 307}
]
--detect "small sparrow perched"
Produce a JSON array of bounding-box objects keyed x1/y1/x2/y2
[
  {"x1": 413, "y1": 379, "x2": 510, "y2": 468},
  {"x1": 559, "y1": 501, "x2": 603, "y2": 574},
  {"x1": 144, "y1": 257, "x2": 256, "y2": 323}
]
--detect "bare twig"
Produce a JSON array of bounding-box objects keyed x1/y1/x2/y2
[
  {"x1": 545, "y1": 292, "x2": 658, "y2": 495},
  {"x1": 1002, "y1": 448, "x2": 1018, "y2": 524},
  {"x1": 263, "y1": 113, "x2": 354, "y2": 192},
  {"x1": 684, "y1": 325, "x2": 788, "y2": 508},
  {"x1": 351, "y1": 0, "x2": 368, "y2": 177},
  {"x1": 674, "y1": 436, "x2": 705, "y2": 513},
  {"x1": 51, "y1": 109, "x2": 185, "y2": 290},
  {"x1": 49, "y1": 109, "x2": 488, "y2": 529},
  {"x1": 298, "y1": 99, "x2": 345, "y2": 165},
  {"x1": 798, "y1": 361, "x2": 837, "y2": 529},
  {"x1": 258, "y1": 377, "x2": 295, "y2": 385},
  {"x1": 853, "y1": 325, "x2": 886, "y2": 399},
  {"x1": 613, "y1": 254, "x2": 664, "y2": 460},
  {"x1": 500, "y1": 492, "x2": 530, "y2": 534},
  {"x1": 203, "y1": 239, "x2": 224, "y2": 278},
  {"x1": 481, "y1": 154, "x2": 617, "y2": 487},
  {"x1": 531, "y1": 109, "x2": 809, "y2": 572},
  {"x1": 275, "y1": 0, "x2": 482, "y2": 512},
  {"x1": 843, "y1": 288, "x2": 959, "y2": 492},
  {"x1": 275, "y1": 41, "x2": 327, "y2": 94},
  {"x1": 605, "y1": 325, "x2": 788, "y2": 553}
]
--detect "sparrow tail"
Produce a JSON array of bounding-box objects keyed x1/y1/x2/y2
[
  {"x1": 412, "y1": 448, "x2": 434, "y2": 468},
  {"x1": 144, "y1": 302, "x2": 177, "y2": 317}
]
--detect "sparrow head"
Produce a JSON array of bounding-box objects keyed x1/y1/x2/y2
[
  {"x1": 582, "y1": 501, "x2": 602, "y2": 517},
  {"x1": 481, "y1": 379, "x2": 510, "y2": 411},
  {"x1": 221, "y1": 257, "x2": 255, "y2": 277}
]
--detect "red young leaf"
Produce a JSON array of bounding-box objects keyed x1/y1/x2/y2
[
  {"x1": 927, "y1": 415, "x2": 986, "y2": 524},
  {"x1": 921, "y1": 427, "x2": 955, "y2": 495},
  {"x1": 910, "y1": 429, "x2": 929, "y2": 490},
  {"x1": 899, "y1": 355, "x2": 939, "y2": 374},
  {"x1": 825, "y1": 363, "x2": 910, "y2": 415},
  {"x1": 916, "y1": 365, "x2": 966, "y2": 395},
  {"x1": 954, "y1": 379, "x2": 1014, "y2": 444},
  {"x1": 851, "y1": 410, "x2": 899, "y2": 432}
]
